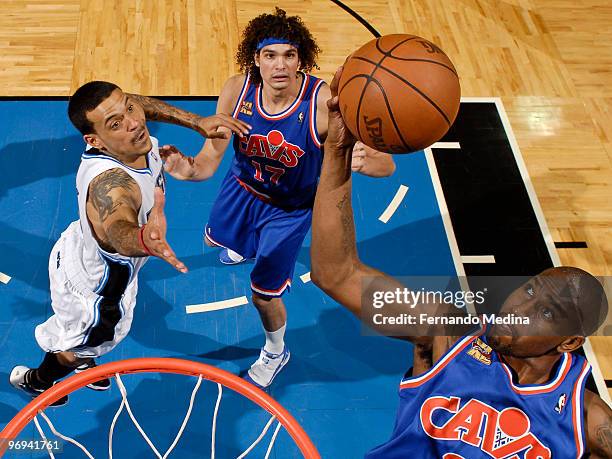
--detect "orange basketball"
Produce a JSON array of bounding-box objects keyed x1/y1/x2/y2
[{"x1": 338, "y1": 34, "x2": 461, "y2": 154}]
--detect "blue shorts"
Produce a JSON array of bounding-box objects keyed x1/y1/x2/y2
[{"x1": 205, "y1": 173, "x2": 312, "y2": 298}]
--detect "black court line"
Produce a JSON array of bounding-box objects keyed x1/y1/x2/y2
[
  {"x1": 555, "y1": 241, "x2": 589, "y2": 249},
  {"x1": 328, "y1": 0, "x2": 381, "y2": 38}
]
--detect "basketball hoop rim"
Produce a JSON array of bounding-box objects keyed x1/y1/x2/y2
[{"x1": 0, "y1": 357, "x2": 320, "y2": 458}]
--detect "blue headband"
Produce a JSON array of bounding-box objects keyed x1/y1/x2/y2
[{"x1": 256, "y1": 37, "x2": 298, "y2": 51}]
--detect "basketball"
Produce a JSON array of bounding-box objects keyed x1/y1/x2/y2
[{"x1": 338, "y1": 34, "x2": 461, "y2": 154}]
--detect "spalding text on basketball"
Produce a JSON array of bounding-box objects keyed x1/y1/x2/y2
[
  {"x1": 418, "y1": 40, "x2": 444, "y2": 54},
  {"x1": 364, "y1": 116, "x2": 405, "y2": 154},
  {"x1": 364, "y1": 116, "x2": 386, "y2": 151}
]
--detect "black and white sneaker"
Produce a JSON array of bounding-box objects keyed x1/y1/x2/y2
[
  {"x1": 74, "y1": 360, "x2": 111, "y2": 391},
  {"x1": 9, "y1": 366, "x2": 68, "y2": 407}
]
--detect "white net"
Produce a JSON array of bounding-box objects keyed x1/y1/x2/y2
[{"x1": 30, "y1": 373, "x2": 287, "y2": 458}]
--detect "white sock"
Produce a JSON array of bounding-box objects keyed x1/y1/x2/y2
[
  {"x1": 227, "y1": 248, "x2": 244, "y2": 262},
  {"x1": 263, "y1": 324, "x2": 286, "y2": 354}
]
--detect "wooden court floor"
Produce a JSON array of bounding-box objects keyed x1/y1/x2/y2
[{"x1": 0, "y1": 0, "x2": 610, "y2": 397}]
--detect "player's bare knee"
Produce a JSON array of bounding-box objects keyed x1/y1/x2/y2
[
  {"x1": 204, "y1": 235, "x2": 216, "y2": 247},
  {"x1": 251, "y1": 293, "x2": 280, "y2": 311}
]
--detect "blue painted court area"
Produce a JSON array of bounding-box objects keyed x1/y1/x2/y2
[{"x1": 0, "y1": 100, "x2": 456, "y2": 458}]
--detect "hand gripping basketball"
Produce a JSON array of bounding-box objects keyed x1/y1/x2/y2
[
  {"x1": 327, "y1": 66, "x2": 356, "y2": 153},
  {"x1": 141, "y1": 188, "x2": 188, "y2": 273}
]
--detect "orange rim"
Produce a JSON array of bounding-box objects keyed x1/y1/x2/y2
[{"x1": 1, "y1": 357, "x2": 320, "y2": 458}]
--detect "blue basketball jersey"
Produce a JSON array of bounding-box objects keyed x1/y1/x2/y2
[
  {"x1": 230, "y1": 72, "x2": 325, "y2": 209},
  {"x1": 366, "y1": 335, "x2": 592, "y2": 459}
]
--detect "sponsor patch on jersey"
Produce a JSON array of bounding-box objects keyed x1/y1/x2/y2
[
  {"x1": 467, "y1": 338, "x2": 492, "y2": 365},
  {"x1": 239, "y1": 101, "x2": 253, "y2": 116}
]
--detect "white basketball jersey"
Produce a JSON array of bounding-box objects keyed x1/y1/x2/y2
[
  {"x1": 35, "y1": 136, "x2": 165, "y2": 357},
  {"x1": 62, "y1": 136, "x2": 164, "y2": 296}
]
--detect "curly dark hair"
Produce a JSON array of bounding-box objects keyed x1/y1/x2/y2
[{"x1": 236, "y1": 8, "x2": 320, "y2": 86}]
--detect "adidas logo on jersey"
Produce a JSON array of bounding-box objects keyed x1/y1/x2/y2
[{"x1": 239, "y1": 130, "x2": 305, "y2": 168}]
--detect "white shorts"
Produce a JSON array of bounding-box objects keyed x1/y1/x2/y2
[{"x1": 35, "y1": 224, "x2": 138, "y2": 358}]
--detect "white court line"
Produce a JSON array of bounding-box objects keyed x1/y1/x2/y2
[
  {"x1": 300, "y1": 272, "x2": 311, "y2": 283},
  {"x1": 494, "y1": 99, "x2": 560, "y2": 266},
  {"x1": 494, "y1": 98, "x2": 609, "y2": 404},
  {"x1": 431, "y1": 142, "x2": 460, "y2": 149},
  {"x1": 424, "y1": 146, "x2": 476, "y2": 315},
  {"x1": 378, "y1": 185, "x2": 409, "y2": 223},
  {"x1": 461, "y1": 255, "x2": 496, "y2": 264},
  {"x1": 186, "y1": 296, "x2": 249, "y2": 314},
  {"x1": 460, "y1": 97, "x2": 499, "y2": 103},
  {"x1": 0, "y1": 272, "x2": 11, "y2": 284}
]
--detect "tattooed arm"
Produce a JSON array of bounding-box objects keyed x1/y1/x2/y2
[
  {"x1": 128, "y1": 92, "x2": 250, "y2": 139},
  {"x1": 87, "y1": 168, "x2": 143, "y2": 255},
  {"x1": 138, "y1": 75, "x2": 250, "y2": 181},
  {"x1": 87, "y1": 168, "x2": 187, "y2": 272},
  {"x1": 585, "y1": 389, "x2": 612, "y2": 458}
]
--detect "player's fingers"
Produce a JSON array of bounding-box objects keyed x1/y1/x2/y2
[
  {"x1": 206, "y1": 131, "x2": 231, "y2": 139},
  {"x1": 330, "y1": 66, "x2": 343, "y2": 96},
  {"x1": 163, "y1": 155, "x2": 178, "y2": 172},
  {"x1": 159, "y1": 144, "x2": 179, "y2": 160},
  {"x1": 153, "y1": 242, "x2": 188, "y2": 273},
  {"x1": 216, "y1": 114, "x2": 251, "y2": 136},
  {"x1": 352, "y1": 156, "x2": 365, "y2": 168},
  {"x1": 327, "y1": 95, "x2": 340, "y2": 112}
]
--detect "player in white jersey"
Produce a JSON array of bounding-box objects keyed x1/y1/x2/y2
[{"x1": 10, "y1": 81, "x2": 249, "y2": 406}]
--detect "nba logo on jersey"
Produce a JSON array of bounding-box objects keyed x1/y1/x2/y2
[
  {"x1": 554, "y1": 394, "x2": 567, "y2": 414},
  {"x1": 420, "y1": 396, "x2": 552, "y2": 458},
  {"x1": 239, "y1": 130, "x2": 305, "y2": 168}
]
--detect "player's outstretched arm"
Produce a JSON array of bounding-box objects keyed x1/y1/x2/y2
[
  {"x1": 128, "y1": 93, "x2": 250, "y2": 139},
  {"x1": 149, "y1": 75, "x2": 249, "y2": 182},
  {"x1": 87, "y1": 169, "x2": 187, "y2": 273},
  {"x1": 311, "y1": 67, "x2": 468, "y2": 343},
  {"x1": 585, "y1": 390, "x2": 612, "y2": 458}
]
